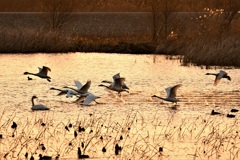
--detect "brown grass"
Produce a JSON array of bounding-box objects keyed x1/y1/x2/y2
[
  {"x1": 181, "y1": 35, "x2": 240, "y2": 67},
  {"x1": 0, "y1": 12, "x2": 240, "y2": 67},
  {"x1": 1, "y1": 109, "x2": 240, "y2": 159}
]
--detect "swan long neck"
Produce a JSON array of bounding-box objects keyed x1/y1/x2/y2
[
  {"x1": 152, "y1": 95, "x2": 165, "y2": 100},
  {"x1": 99, "y1": 84, "x2": 109, "y2": 88},
  {"x1": 206, "y1": 73, "x2": 217, "y2": 76},
  {"x1": 26, "y1": 72, "x2": 37, "y2": 76},
  {"x1": 64, "y1": 86, "x2": 79, "y2": 92},
  {"x1": 31, "y1": 97, "x2": 35, "y2": 106},
  {"x1": 51, "y1": 88, "x2": 62, "y2": 91}
]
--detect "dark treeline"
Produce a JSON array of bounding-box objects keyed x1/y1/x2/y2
[{"x1": 0, "y1": 0, "x2": 234, "y2": 12}]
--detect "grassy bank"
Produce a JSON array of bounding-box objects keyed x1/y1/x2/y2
[
  {"x1": 0, "y1": 27, "x2": 155, "y2": 54},
  {"x1": 0, "y1": 27, "x2": 240, "y2": 67},
  {"x1": 0, "y1": 12, "x2": 240, "y2": 67}
]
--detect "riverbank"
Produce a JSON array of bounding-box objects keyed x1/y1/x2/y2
[{"x1": 0, "y1": 12, "x2": 239, "y2": 67}]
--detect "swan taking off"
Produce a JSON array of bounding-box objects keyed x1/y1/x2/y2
[
  {"x1": 67, "y1": 89, "x2": 100, "y2": 106},
  {"x1": 64, "y1": 80, "x2": 91, "y2": 94},
  {"x1": 101, "y1": 73, "x2": 129, "y2": 90},
  {"x1": 77, "y1": 93, "x2": 101, "y2": 106},
  {"x1": 31, "y1": 96, "x2": 50, "y2": 110},
  {"x1": 205, "y1": 70, "x2": 231, "y2": 86},
  {"x1": 152, "y1": 84, "x2": 182, "y2": 104},
  {"x1": 24, "y1": 66, "x2": 51, "y2": 82},
  {"x1": 99, "y1": 77, "x2": 129, "y2": 94}
]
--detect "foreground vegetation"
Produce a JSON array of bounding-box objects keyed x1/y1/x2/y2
[{"x1": 0, "y1": 109, "x2": 240, "y2": 159}]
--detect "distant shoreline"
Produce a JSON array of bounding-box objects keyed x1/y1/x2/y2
[{"x1": 0, "y1": 12, "x2": 239, "y2": 67}]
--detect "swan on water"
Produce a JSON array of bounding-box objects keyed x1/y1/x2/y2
[
  {"x1": 24, "y1": 66, "x2": 51, "y2": 82},
  {"x1": 152, "y1": 84, "x2": 182, "y2": 104},
  {"x1": 205, "y1": 70, "x2": 231, "y2": 86},
  {"x1": 31, "y1": 95, "x2": 50, "y2": 110}
]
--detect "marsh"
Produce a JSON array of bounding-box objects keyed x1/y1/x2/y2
[{"x1": 0, "y1": 53, "x2": 240, "y2": 159}]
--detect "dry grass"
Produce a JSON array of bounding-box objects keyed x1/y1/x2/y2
[
  {"x1": 0, "y1": 12, "x2": 240, "y2": 66},
  {"x1": 0, "y1": 27, "x2": 79, "y2": 53},
  {"x1": 1, "y1": 108, "x2": 240, "y2": 160},
  {"x1": 0, "y1": 26, "x2": 154, "y2": 54},
  {"x1": 180, "y1": 35, "x2": 240, "y2": 67}
]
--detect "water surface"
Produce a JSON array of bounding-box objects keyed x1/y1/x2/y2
[{"x1": 0, "y1": 53, "x2": 239, "y2": 159}]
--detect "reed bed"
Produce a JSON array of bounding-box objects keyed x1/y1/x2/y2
[
  {"x1": 0, "y1": 26, "x2": 153, "y2": 54},
  {"x1": 181, "y1": 35, "x2": 240, "y2": 67},
  {"x1": 0, "y1": 12, "x2": 240, "y2": 66},
  {"x1": 0, "y1": 107, "x2": 239, "y2": 159}
]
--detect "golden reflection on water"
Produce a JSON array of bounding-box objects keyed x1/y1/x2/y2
[{"x1": 0, "y1": 53, "x2": 240, "y2": 159}]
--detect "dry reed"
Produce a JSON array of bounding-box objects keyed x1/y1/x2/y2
[{"x1": 0, "y1": 108, "x2": 240, "y2": 159}]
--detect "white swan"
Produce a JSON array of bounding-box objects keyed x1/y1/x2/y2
[
  {"x1": 67, "y1": 90, "x2": 100, "y2": 105},
  {"x1": 31, "y1": 96, "x2": 50, "y2": 110},
  {"x1": 24, "y1": 66, "x2": 51, "y2": 82},
  {"x1": 101, "y1": 73, "x2": 129, "y2": 90},
  {"x1": 77, "y1": 93, "x2": 101, "y2": 106},
  {"x1": 205, "y1": 70, "x2": 231, "y2": 86},
  {"x1": 152, "y1": 84, "x2": 182, "y2": 104},
  {"x1": 99, "y1": 77, "x2": 129, "y2": 94},
  {"x1": 64, "y1": 80, "x2": 91, "y2": 94}
]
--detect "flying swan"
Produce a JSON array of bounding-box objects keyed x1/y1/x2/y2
[
  {"x1": 64, "y1": 80, "x2": 91, "y2": 94},
  {"x1": 24, "y1": 66, "x2": 51, "y2": 82},
  {"x1": 205, "y1": 70, "x2": 231, "y2": 86},
  {"x1": 101, "y1": 73, "x2": 129, "y2": 90},
  {"x1": 152, "y1": 84, "x2": 182, "y2": 104},
  {"x1": 99, "y1": 76, "x2": 129, "y2": 94}
]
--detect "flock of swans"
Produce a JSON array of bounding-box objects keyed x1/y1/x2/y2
[{"x1": 24, "y1": 66, "x2": 232, "y2": 111}]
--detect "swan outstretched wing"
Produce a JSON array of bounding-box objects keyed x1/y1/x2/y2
[
  {"x1": 74, "y1": 80, "x2": 83, "y2": 90},
  {"x1": 165, "y1": 87, "x2": 171, "y2": 98},
  {"x1": 112, "y1": 73, "x2": 120, "y2": 80},
  {"x1": 113, "y1": 77, "x2": 125, "y2": 90},
  {"x1": 218, "y1": 70, "x2": 227, "y2": 79},
  {"x1": 214, "y1": 70, "x2": 226, "y2": 85},
  {"x1": 82, "y1": 93, "x2": 100, "y2": 106},
  {"x1": 166, "y1": 84, "x2": 182, "y2": 98},
  {"x1": 39, "y1": 66, "x2": 51, "y2": 76},
  {"x1": 79, "y1": 80, "x2": 91, "y2": 93}
]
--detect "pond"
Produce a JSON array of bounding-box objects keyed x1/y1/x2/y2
[{"x1": 0, "y1": 53, "x2": 240, "y2": 159}]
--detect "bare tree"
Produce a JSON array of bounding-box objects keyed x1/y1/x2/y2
[
  {"x1": 135, "y1": 0, "x2": 180, "y2": 43},
  {"x1": 220, "y1": 0, "x2": 240, "y2": 34},
  {"x1": 41, "y1": 0, "x2": 75, "y2": 30}
]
